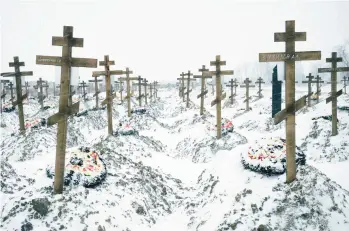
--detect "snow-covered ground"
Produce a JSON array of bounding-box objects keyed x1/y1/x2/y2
[{"x1": 1, "y1": 83, "x2": 349, "y2": 231}]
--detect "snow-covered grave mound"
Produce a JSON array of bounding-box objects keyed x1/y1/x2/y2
[
  {"x1": 25, "y1": 117, "x2": 46, "y2": 130},
  {"x1": 216, "y1": 166, "x2": 349, "y2": 231},
  {"x1": 1, "y1": 102, "x2": 15, "y2": 112},
  {"x1": 206, "y1": 118, "x2": 234, "y2": 136},
  {"x1": 46, "y1": 147, "x2": 107, "y2": 188},
  {"x1": 241, "y1": 137, "x2": 306, "y2": 175},
  {"x1": 301, "y1": 117, "x2": 349, "y2": 163}
]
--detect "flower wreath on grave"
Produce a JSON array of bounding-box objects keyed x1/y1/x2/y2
[
  {"x1": 241, "y1": 137, "x2": 306, "y2": 175},
  {"x1": 131, "y1": 107, "x2": 147, "y2": 115},
  {"x1": 114, "y1": 118, "x2": 139, "y2": 136},
  {"x1": 312, "y1": 115, "x2": 339, "y2": 123},
  {"x1": 46, "y1": 147, "x2": 107, "y2": 188},
  {"x1": 25, "y1": 118, "x2": 46, "y2": 129},
  {"x1": 206, "y1": 118, "x2": 234, "y2": 136},
  {"x1": 2, "y1": 102, "x2": 15, "y2": 113},
  {"x1": 338, "y1": 106, "x2": 349, "y2": 111},
  {"x1": 311, "y1": 92, "x2": 319, "y2": 100}
]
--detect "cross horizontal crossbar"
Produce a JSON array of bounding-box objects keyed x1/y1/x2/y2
[{"x1": 318, "y1": 67, "x2": 349, "y2": 73}]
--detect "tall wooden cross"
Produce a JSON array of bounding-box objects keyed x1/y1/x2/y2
[
  {"x1": 226, "y1": 78, "x2": 238, "y2": 104},
  {"x1": 89, "y1": 77, "x2": 102, "y2": 108},
  {"x1": 177, "y1": 72, "x2": 186, "y2": 101},
  {"x1": 36, "y1": 26, "x2": 97, "y2": 194},
  {"x1": 7, "y1": 82, "x2": 16, "y2": 102},
  {"x1": 142, "y1": 79, "x2": 148, "y2": 105},
  {"x1": 194, "y1": 65, "x2": 212, "y2": 115},
  {"x1": 149, "y1": 81, "x2": 153, "y2": 102},
  {"x1": 301, "y1": 73, "x2": 316, "y2": 106},
  {"x1": 240, "y1": 78, "x2": 255, "y2": 111},
  {"x1": 135, "y1": 76, "x2": 143, "y2": 106},
  {"x1": 183, "y1": 71, "x2": 196, "y2": 108},
  {"x1": 1, "y1": 57, "x2": 33, "y2": 133},
  {"x1": 118, "y1": 68, "x2": 137, "y2": 117},
  {"x1": 314, "y1": 75, "x2": 324, "y2": 104},
  {"x1": 1, "y1": 80, "x2": 10, "y2": 103},
  {"x1": 318, "y1": 52, "x2": 349, "y2": 136},
  {"x1": 255, "y1": 77, "x2": 265, "y2": 99},
  {"x1": 34, "y1": 78, "x2": 45, "y2": 108},
  {"x1": 1, "y1": 80, "x2": 10, "y2": 113},
  {"x1": 78, "y1": 81, "x2": 88, "y2": 100},
  {"x1": 55, "y1": 84, "x2": 60, "y2": 97},
  {"x1": 114, "y1": 80, "x2": 123, "y2": 102},
  {"x1": 154, "y1": 81, "x2": 159, "y2": 98},
  {"x1": 204, "y1": 55, "x2": 233, "y2": 139},
  {"x1": 342, "y1": 76, "x2": 348, "y2": 94},
  {"x1": 259, "y1": 20, "x2": 321, "y2": 183},
  {"x1": 22, "y1": 81, "x2": 30, "y2": 96},
  {"x1": 93, "y1": 55, "x2": 125, "y2": 134}
]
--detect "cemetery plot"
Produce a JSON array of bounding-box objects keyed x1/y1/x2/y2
[
  {"x1": 241, "y1": 137, "x2": 306, "y2": 175},
  {"x1": 46, "y1": 147, "x2": 107, "y2": 188}
]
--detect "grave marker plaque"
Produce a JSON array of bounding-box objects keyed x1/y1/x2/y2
[{"x1": 259, "y1": 20, "x2": 321, "y2": 183}]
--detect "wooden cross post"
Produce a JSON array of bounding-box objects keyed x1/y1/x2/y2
[
  {"x1": 154, "y1": 81, "x2": 159, "y2": 98},
  {"x1": 78, "y1": 81, "x2": 88, "y2": 100},
  {"x1": 7, "y1": 82, "x2": 16, "y2": 102},
  {"x1": 255, "y1": 77, "x2": 265, "y2": 99},
  {"x1": 314, "y1": 75, "x2": 324, "y2": 103},
  {"x1": 342, "y1": 76, "x2": 348, "y2": 94},
  {"x1": 142, "y1": 79, "x2": 148, "y2": 105},
  {"x1": 89, "y1": 77, "x2": 102, "y2": 108},
  {"x1": 36, "y1": 26, "x2": 97, "y2": 194},
  {"x1": 55, "y1": 84, "x2": 60, "y2": 97},
  {"x1": 135, "y1": 76, "x2": 143, "y2": 106},
  {"x1": 226, "y1": 78, "x2": 237, "y2": 104},
  {"x1": 118, "y1": 68, "x2": 137, "y2": 117},
  {"x1": 115, "y1": 80, "x2": 124, "y2": 102},
  {"x1": 34, "y1": 78, "x2": 45, "y2": 108},
  {"x1": 1, "y1": 80, "x2": 10, "y2": 103},
  {"x1": 44, "y1": 81, "x2": 49, "y2": 98},
  {"x1": 93, "y1": 55, "x2": 125, "y2": 134},
  {"x1": 1, "y1": 80, "x2": 10, "y2": 113},
  {"x1": 22, "y1": 81, "x2": 30, "y2": 96},
  {"x1": 259, "y1": 20, "x2": 321, "y2": 183},
  {"x1": 177, "y1": 72, "x2": 186, "y2": 101},
  {"x1": 194, "y1": 65, "x2": 212, "y2": 115},
  {"x1": 183, "y1": 71, "x2": 196, "y2": 108},
  {"x1": 149, "y1": 82, "x2": 153, "y2": 102},
  {"x1": 318, "y1": 52, "x2": 349, "y2": 136},
  {"x1": 301, "y1": 73, "x2": 316, "y2": 106},
  {"x1": 1, "y1": 57, "x2": 33, "y2": 133},
  {"x1": 240, "y1": 78, "x2": 255, "y2": 111},
  {"x1": 204, "y1": 55, "x2": 233, "y2": 139}
]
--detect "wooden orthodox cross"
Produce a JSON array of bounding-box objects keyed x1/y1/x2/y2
[
  {"x1": 7, "y1": 82, "x2": 16, "y2": 102},
  {"x1": 134, "y1": 76, "x2": 143, "y2": 106},
  {"x1": 240, "y1": 78, "x2": 255, "y2": 111},
  {"x1": 0, "y1": 80, "x2": 10, "y2": 113},
  {"x1": 89, "y1": 77, "x2": 102, "y2": 108},
  {"x1": 226, "y1": 78, "x2": 238, "y2": 104},
  {"x1": 301, "y1": 73, "x2": 316, "y2": 106},
  {"x1": 142, "y1": 79, "x2": 148, "y2": 105},
  {"x1": 194, "y1": 65, "x2": 212, "y2": 115},
  {"x1": 177, "y1": 72, "x2": 186, "y2": 101},
  {"x1": 255, "y1": 77, "x2": 265, "y2": 99},
  {"x1": 204, "y1": 55, "x2": 233, "y2": 139},
  {"x1": 78, "y1": 81, "x2": 88, "y2": 100},
  {"x1": 93, "y1": 55, "x2": 125, "y2": 134},
  {"x1": 342, "y1": 76, "x2": 348, "y2": 94},
  {"x1": 314, "y1": 75, "x2": 324, "y2": 103},
  {"x1": 1, "y1": 57, "x2": 33, "y2": 133},
  {"x1": 118, "y1": 68, "x2": 137, "y2": 117},
  {"x1": 22, "y1": 81, "x2": 30, "y2": 96},
  {"x1": 34, "y1": 78, "x2": 45, "y2": 108},
  {"x1": 318, "y1": 52, "x2": 349, "y2": 136},
  {"x1": 259, "y1": 20, "x2": 321, "y2": 183},
  {"x1": 36, "y1": 26, "x2": 97, "y2": 194},
  {"x1": 183, "y1": 71, "x2": 196, "y2": 108}
]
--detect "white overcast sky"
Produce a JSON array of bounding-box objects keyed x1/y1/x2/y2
[{"x1": 1, "y1": 0, "x2": 349, "y2": 84}]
